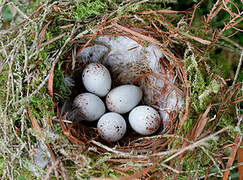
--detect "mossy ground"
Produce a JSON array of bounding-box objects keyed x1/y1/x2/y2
[{"x1": 0, "y1": 0, "x2": 242, "y2": 179}]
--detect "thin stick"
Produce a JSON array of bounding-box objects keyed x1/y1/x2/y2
[
  {"x1": 162, "y1": 127, "x2": 230, "y2": 163},
  {"x1": 232, "y1": 51, "x2": 243, "y2": 86}
]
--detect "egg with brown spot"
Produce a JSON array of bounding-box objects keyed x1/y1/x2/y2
[
  {"x1": 106, "y1": 85, "x2": 143, "y2": 114},
  {"x1": 128, "y1": 105, "x2": 161, "y2": 135},
  {"x1": 82, "y1": 63, "x2": 111, "y2": 97},
  {"x1": 97, "y1": 112, "x2": 127, "y2": 142},
  {"x1": 73, "y1": 93, "x2": 105, "y2": 121}
]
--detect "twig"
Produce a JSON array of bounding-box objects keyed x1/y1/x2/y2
[
  {"x1": 232, "y1": 51, "x2": 243, "y2": 86},
  {"x1": 91, "y1": 140, "x2": 149, "y2": 158},
  {"x1": 220, "y1": 36, "x2": 243, "y2": 50},
  {"x1": 91, "y1": 127, "x2": 230, "y2": 160},
  {"x1": 160, "y1": 162, "x2": 180, "y2": 174},
  {"x1": 44, "y1": 160, "x2": 60, "y2": 180},
  {"x1": 189, "y1": 0, "x2": 205, "y2": 30},
  {"x1": 200, "y1": 146, "x2": 223, "y2": 176},
  {"x1": 10, "y1": 2, "x2": 36, "y2": 24},
  {"x1": 162, "y1": 127, "x2": 230, "y2": 163}
]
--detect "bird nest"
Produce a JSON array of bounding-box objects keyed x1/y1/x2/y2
[
  {"x1": 1, "y1": 0, "x2": 242, "y2": 179},
  {"x1": 58, "y1": 24, "x2": 185, "y2": 152}
]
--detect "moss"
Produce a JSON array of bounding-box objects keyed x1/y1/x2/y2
[
  {"x1": 184, "y1": 50, "x2": 206, "y2": 112},
  {"x1": 199, "y1": 79, "x2": 220, "y2": 108},
  {"x1": 184, "y1": 48, "x2": 222, "y2": 116},
  {"x1": 0, "y1": 69, "x2": 8, "y2": 103},
  {"x1": 75, "y1": 153, "x2": 121, "y2": 178},
  {"x1": 53, "y1": 63, "x2": 71, "y2": 102},
  {"x1": 219, "y1": 113, "x2": 235, "y2": 129},
  {"x1": 183, "y1": 117, "x2": 194, "y2": 134},
  {"x1": 0, "y1": 157, "x2": 3, "y2": 176},
  {"x1": 30, "y1": 95, "x2": 54, "y2": 118},
  {"x1": 17, "y1": 174, "x2": 27, "y2": 180},
  {"x1": 28, "y1": 0, "x2": 43, "y2": 14},
  {"x1": 178, "y1": 143, "x2": 222, "y2": 178},
  {"x1": 1, "y1": 5, "x2": 13, "y2": 22},
  {"x1": 73, "y1": 0, "x2": 107, "y2": 20}
]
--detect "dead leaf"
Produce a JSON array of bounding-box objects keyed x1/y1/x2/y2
[
  {"x1": 191, "y1": 105, "x2": 211, "y2": 140},
  {"x1": 238, "y1": 141, "x2": 243, "y2": 180},
  {"x1": 223, "y1": 134, "x2": 241, "y2": 180},
  {"x1": 38, "y1": 20, "x2": 52, "y2": 48},
  {"x1": 48, "y1": 60, "x2": 57, "y2": 98},
  {"x1": 27, "y1": 107, "x2": 41, "y2": 133}
]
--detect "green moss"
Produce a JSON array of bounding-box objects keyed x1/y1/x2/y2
[
  {"x1": 29, "y1": 0, "x2": 42, "y2": 13},
  {"x1": 184, "y1": 48, "x2": 221, "y2": 114},
  {"x1": 30, "y1": 95, "x2": 54, "y2": 118},
  {"x1": 1, "y1": 5, "x2": 13, "y2": 22},
  {"x1": 73, "y1": 0, "x2": 107, "y2": 20},
  {"x1": 53, "y1": 62, "x2": 71, "y2": 102},
  {"x1": 219, "y1": 112, "x2": 235, "y2": 129},
  {"x1": 183, "y1": 117, "x2": 194, "y2": 133},
  {"x1": 76, "y1": 153, "x2": 121, "y2": 178},
  {"x1": 0, "y1": 157, "x2": 3, "y2": 176},
  {"x1": 0, "y1": 69, "x2": 8, "y2": 103},
  {"x1": 199, "y1": 79, "x2": 220, "y2": 108},
  {"x1": 17, "y1": 174, "x2": 27, "y2": 180},
  {"x1": 179, "y1": 144, "x2": 220, "y2": 178}
]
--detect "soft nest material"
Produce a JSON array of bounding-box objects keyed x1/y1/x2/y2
[{"x1": 77, "y1": 36, "x2": 184, "y2": 127}]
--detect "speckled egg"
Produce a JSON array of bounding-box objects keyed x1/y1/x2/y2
[
  {"x1": 129, "y1": 105, "x2": 161, "y2": 135},
  {"x1": 106, "y1": 85, "x2": 143, "y2": 114},
  {"x1": 82, "y1": 63, "x2": 111, "y2": 97},
  {"x1": 97, "y1": 112, "x2": 127, "y2": 142},
  {"x1": 73, "y1": 93, "x2": 105, "y2": 121}
]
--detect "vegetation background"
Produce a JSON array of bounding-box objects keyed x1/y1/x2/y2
[{"x1": 0, "y1": 0, "x2": 242, "y2": 179}]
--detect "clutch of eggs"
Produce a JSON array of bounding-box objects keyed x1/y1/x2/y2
[{"x1": 72, "y1": 62, "x2": 162, "y2": 142}]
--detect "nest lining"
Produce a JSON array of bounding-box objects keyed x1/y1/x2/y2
[{"x1": 60, "y1": 35, "x2": 184, "y2": 152}]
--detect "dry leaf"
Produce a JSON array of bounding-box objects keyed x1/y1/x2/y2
[
  {"x1": 38, "y1": 20, "x2": 52, "y2": 48},
  {"x1": 238, "y1": 141, "x2": 243, "y2": 180},
  {"x1": 223, "y1": 134, "x2": 241, "y2": 180},
  {"x1": 192, "y1": 105, "x2": 211, "y2": 140},
  {"x1": 48, "y1": 60, "x2": 57, "y2": 98}
]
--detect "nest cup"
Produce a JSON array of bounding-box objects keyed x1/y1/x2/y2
[{"x1": 60, "y1": 35, "x2": 184, "y2": 150}]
